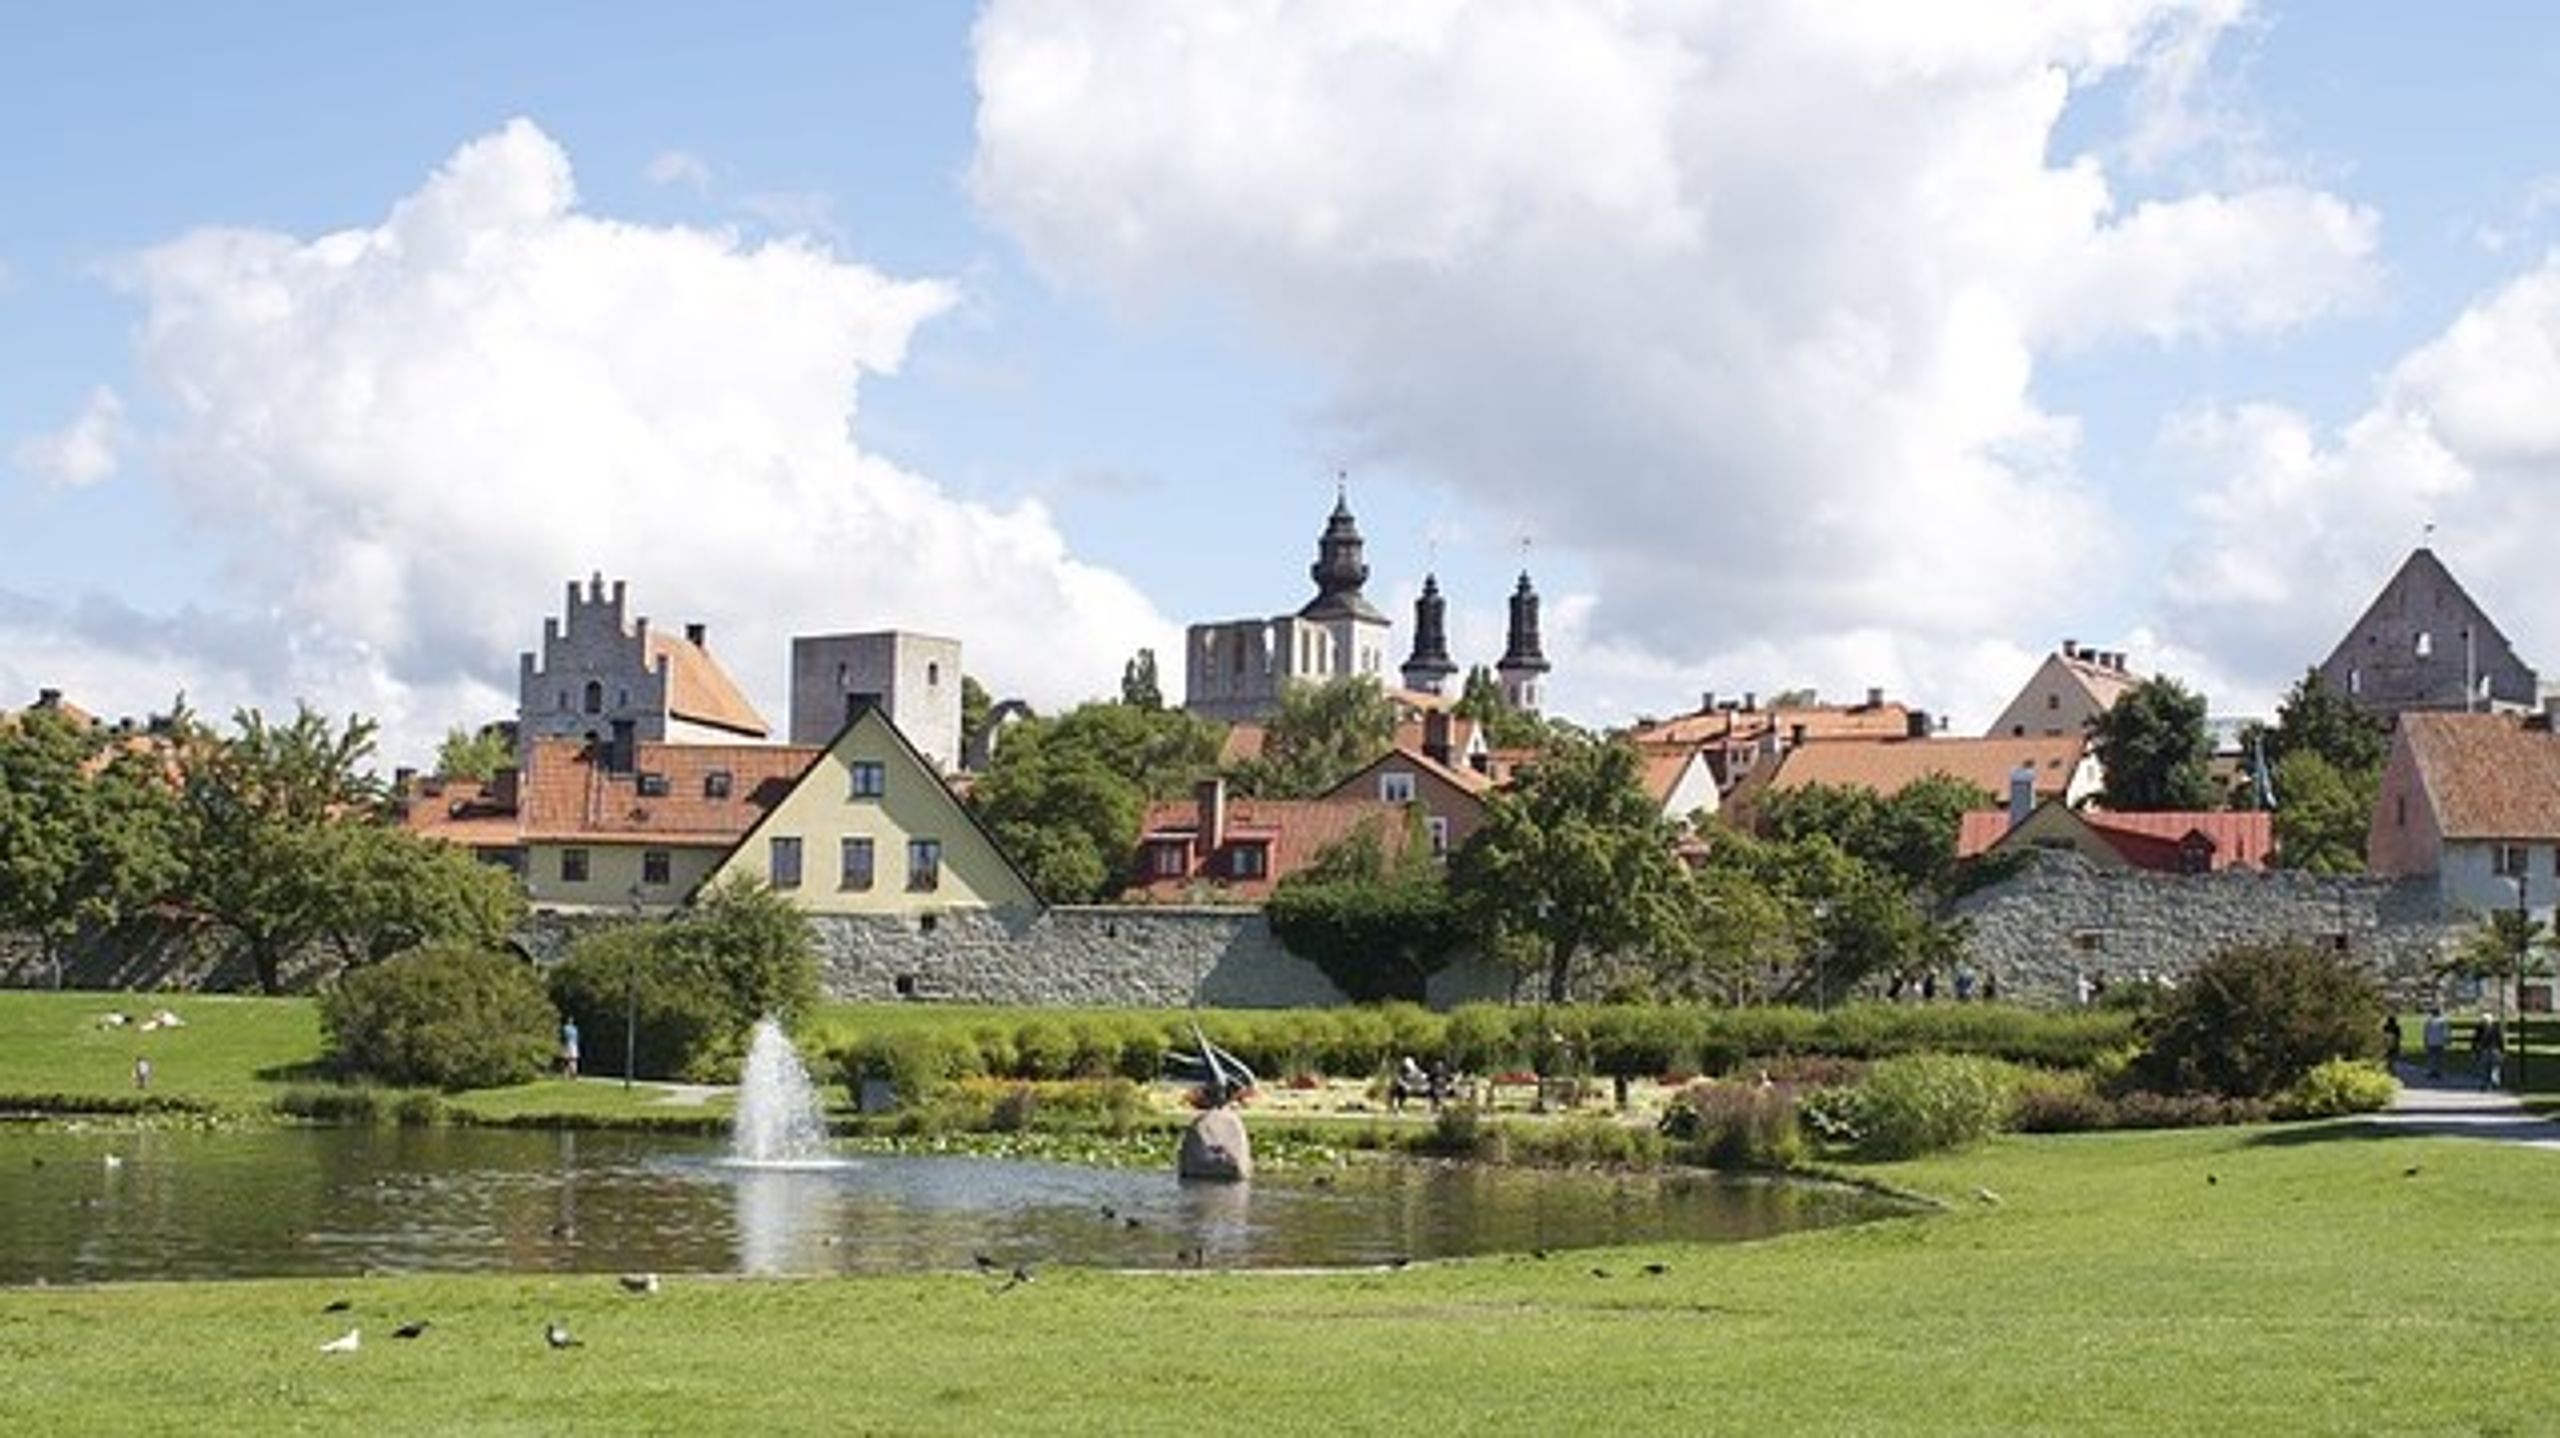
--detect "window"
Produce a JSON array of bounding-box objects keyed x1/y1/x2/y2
[
  {"x1": 560, "y1": 848, "x2": 590, "y2": 884},
  {"x1": 636, "y1": 772, "x2": 669, "y2": 798},
  {"x1": 2046, "y1": 693, "x2": 2060, "y2": 711},
  {"x1": 770, "y1": 836, "x2": 803, "y2": 889},
  {"x1": 840, "y1": 837, "x2": 875, "y2": 891},
  {"x1": 2395, "y1": 794, "x2": 2407, "y2": 828},
  {"x1": 1230, "y1": 844, "x2": 1268, "y2": 879},
  {"x1": 907, "y1": 838, "x2": 942, "y2": 892},
  {"x1": 1378, "y1": 771, "x2": 1417, "y2": 804},
  {"x1": 557, "y1": 689, "x2": 569, "y2": 711},
  {"x1": 927, "y1": 661, "x2": 940, "y2": 686},
  {"x1": 848, "y1": 760, "x2": 886, "y2": 799},
  {"x1": 2416, "y1": 630, "x2": 2433, "y2": 658},
  {"x1": 2349, "y1": 667, "x2": 2362, "y2": 695},
  {"x1": 2496, "y1": 843, "x2": 2529, "y2": 879},
  {"x1": 582, "y1": 680, "x2": 603, "y2": 714},
  {"x1": 1152, "y1": 843, "x2": 1186, "y2": 877},
  {"x1": 642, "y1": 850, "x2": 671, "y2": 886},
  {"x1": 704, "y1": 770, "x2": 732, "y2": 800},
  {"x1": 1427, "y1": 816, "x2": 1451, "y2": 856}
]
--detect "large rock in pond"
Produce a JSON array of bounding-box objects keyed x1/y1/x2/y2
[{"x1": 1177, "y1": 1107, "x2": 1253, "y2": 1182}]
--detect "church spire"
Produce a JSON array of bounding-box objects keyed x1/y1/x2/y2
[
  {"x1": 1401, "y1": 574, "x2": 1458, "y2": 694},
  {"x1": 1298, "y1": 480, "x2": 1386, "y2": 624},
  {"x1": 1496, "y1": 571, "x2": 1550, "y2": 713}
]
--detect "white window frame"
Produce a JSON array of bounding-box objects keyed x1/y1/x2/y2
[{"x1": 1378, "y1": 771, "x2": 1417, "y2": 804}]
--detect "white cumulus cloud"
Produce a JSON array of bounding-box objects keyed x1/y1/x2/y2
[
  {"x1": 5, "y1": 119, "x2": 1172, "y2": 758},
  {"x1": 2162, "y1": 249, "x2": 2560, "y2": 700},
  {"x1": 11, "y1": 385, "x2": 125, "y2": 488},
  {"x1": 969, "y1": 0, "x2": 2377, "y2": 727}
]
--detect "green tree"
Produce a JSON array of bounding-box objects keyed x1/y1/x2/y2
[
  {"x1": 1452, "y1": 664, "x2": 1552, "y2": 749},
  {"x1": 2269, "y1": 751, "x2": 2378, "y2": 874},
  {"x1": 1756, "y1": 773, "x2": 1990, "y2": 892},
  {"x1": 2089, "y1": 675, "x2": 2216, "y2": 811},
  {"x1": 0, "y1": 709, "x2": 182, "y2": 985},
  {"x1": 2269, "y1": 667, "x2": 2388, "y2": 774},
  {"x1": 176, "y1": 706, "x2": 388, "y2": 993},
  {"x1": 546, "y1": 877, "x2": 818, "y2": 1082},
  {"x1": 1447, "y1": 736, "x2": 1688, "y2": 1002},
  {"x1": 321, "y1": 944, "x2": 556, "y2": 1090},
  {"x1": 2137, "y1": 940, "x2": 2386, "y2": 1097},
  {"x1": 1119, "y1": 649, "x2": 1163, "y2": 710},
  {"x1": 321, "y1": 821, "x2": 526, "y2": 967},
  {"x1": 1232, "y1": 676, "x2": 1397, "y2": 798},
  {"x1": 433, "y1": 725, "x2": 514, "y2": 782},
  {"x1": 971, "y1": 701, "x2": 1224, "y2": 901},
  {"x1": 959, "y1": 675, "x2": 993, "y2": 765},
  {"x1": 1265, "y1": 811, "x2": 1463, "y2": 1002}
]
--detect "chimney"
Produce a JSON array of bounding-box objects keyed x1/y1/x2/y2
[
  {"x1": 684, "y1": 622, "x2": 707, "y2": 648},
  {"x1": 1423, "y1": 710, "x2": 1454, "y2": 766},
  {"x1": 1194, "y1": 777, "x2": 1228, "y2": 855},
  {"x1": 607, "y1": 719, "x2": 637, "y2": 775},
  {"x1": 36, "y1": 687, "x2": 61, "y2": 708},
  {"x1": 490, "y1": 766, "x2": 521, "y2": 808},
  {"x1": 1865, "y1": 686, "x2": 1885, "y2": 709},
  {"x1": 1906, "y1": 709, "x2": 1931, "y2": 739},
  {"x1": 394, "y1": 765, "x2": 417, "y2": 794},
  {"x1": 2062, "y1": 638, "x2": 2079, "y2": 659},
  {"x1": 2007, "y1": 764, "x2": 2037, "y2": 831},
  {"x1": 1743, "y1": 691, "x2": 1757, "y2": 711},
  {"x1": 1788, "y1": 723, "x2": 1808, "y2": 747},
  {"x1": 1700, "y1": 691, "x2": 1716, "y2": 713}
]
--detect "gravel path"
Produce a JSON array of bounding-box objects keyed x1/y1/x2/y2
[{"x1": 2377, "y1": 1064, "x2": 2560, "y2": 1150}]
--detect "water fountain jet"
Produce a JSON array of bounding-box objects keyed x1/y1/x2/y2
[{"x1": 729, "y1": 1018, "x2": 836, "y2": 1167}]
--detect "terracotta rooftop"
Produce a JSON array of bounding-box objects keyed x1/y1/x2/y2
[
  {"x1": 1958, "y1": 806, "x2": 2273, "y2": 870},
  {"x1": 519, "y1": 737, "x2": 817, "y2": 845},
  {"x1": 2400, "y1": 712, "x2": 2560, "y2": 840},
  {"x1": 1218, "y1": 721, "x2": 1267, "y2": 767},
  {"x1": 645, "y1": 629, "x2": 770, "y2": 738},
  {"x1": 1128, "y1": 794, "x2": 1412, "y2": 903},
  {"x1": 1630, "y1": 700, "x2": 1915, "y2": 749},
  {"x1": 398, "y1": 777, "x2": 526, "y2": 850},
  {"x1": 1765, "y1": 735, "x2": 2085, "y2": 801},
  {"x1": 1327, "y1": 745, "x2": 1497, "y2": 800},
  {"x1": 1636, "y1": 743, "x2": 1705, "y2": 806}
]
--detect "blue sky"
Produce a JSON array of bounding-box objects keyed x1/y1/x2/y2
[{"x1": 7, "y1": 3, "x2": 2560, "y2": 761}]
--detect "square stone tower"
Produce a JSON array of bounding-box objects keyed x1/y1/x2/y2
[{"x1": 789, "y1": 632, "x2": 964, "y2": 772}]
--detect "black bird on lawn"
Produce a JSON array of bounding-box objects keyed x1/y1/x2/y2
[
  {"x1": 995, "y1": 1264, "x2": 1035, "y2": 1294},
  {"x1": 1122, "y1": 1215, "x2": 1142, "y2": 1231},
  {"x1": 1641, "y1": 1263, "x2": 1669, "y2": 1277},
  {"x1": 1386, "y1": 1256, "x2": 1411, "y2": 1271},
  {"x1": 322, "y1": 1298, "x2": 353, "y2": 1314},
  {"x1": 971, "y1": 1252, "x2": 997, "y2": 1273},
  {"x1": 545, "y1": 1321, "x2": 582, "y2": 1350},
  {"x1": 1590, "y1": 1267, "x2": 1611, "y2": 1279},
  {"x1": 392, "y1": 1320, "x2": 430, "y2": 1340}
]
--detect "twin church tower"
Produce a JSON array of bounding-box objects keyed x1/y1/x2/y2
[{"x1": 1180, "y1": 489, "x2": 1551, "y2": 723}]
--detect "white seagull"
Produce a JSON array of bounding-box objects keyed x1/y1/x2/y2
[{"x1": 319, "y1": 1328, "x2": 361, "y2": 1354}]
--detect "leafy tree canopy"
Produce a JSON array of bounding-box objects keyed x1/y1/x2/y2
[
  {"x1": 0, "y1": 708, "x2": 183, "y2": 978},
  {"x1": 1755, "y1": 773, "x2": 1991, "y2": 893},
  {"x1": 1229, "y1": 676, "x2": 1396, "y2": 798},
  {"x1": 433, "y1": 725, "x2": 514, "y2": 783},
  {"x1": 959, "y1": 675, "x2": 993, "y2": 765},
  {"x1": 1119, "y1": 649, "x2": 1163, "y2": 710},
  {"x1": 1266, "y1": 810, "x2": 1463, "y2": 1003},
  {"x1": 970, "y1": 701, "x2": 1223, "y2": 902},
  {"x1": 2269, "y1": 667, "x2": 2388, "y2": 774},
  {"x1": 1452, "y1": 664, "x2": 1555, "y2": 749},
  {"x1": 2269, "y1": 751, "x2": 2377, "y2": 874},
  {"x1": 2089, "y1": 675, "x2": 2217, "y2": 811}
]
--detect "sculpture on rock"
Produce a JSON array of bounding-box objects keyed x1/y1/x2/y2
[{"x1": 1172, "y1": 1024, "x2": 1256, "y2": 1182}]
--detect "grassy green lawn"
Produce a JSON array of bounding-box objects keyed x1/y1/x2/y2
[
  {"x1": 0, "y1": 992, "x2": 723, "y2": 1124},
  {"x1": 0, "y1": 1123, "x2": 2551, "y2": 1434}
]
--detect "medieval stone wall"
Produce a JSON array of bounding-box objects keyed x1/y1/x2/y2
[{"x1": 1949, "y1": 851, "x2": 2459, "y2": 1002}]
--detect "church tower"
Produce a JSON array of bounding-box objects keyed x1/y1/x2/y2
[
  {"x1": 1296, "y1": 487, "x2": 1390, "y2": 682},
  {"x1": 1400, "y1": 574, "x2": 1458, "y2": 695},
  {"x1": 1496, "y1": 571, "x2": 1551, "y2": 713}
]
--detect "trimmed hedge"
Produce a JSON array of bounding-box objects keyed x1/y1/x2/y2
[{"x1": 820, "y1": 1001, "x2": 2135, "y2": 1090}]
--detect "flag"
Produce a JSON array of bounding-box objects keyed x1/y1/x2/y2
[{"x1": 2252, "y1": 731, "x2": 2277, "y2": 811}]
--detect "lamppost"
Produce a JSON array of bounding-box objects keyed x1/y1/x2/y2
[{"x1": 2515, "y1": 875, "x2": 2531, "y2": 1093}]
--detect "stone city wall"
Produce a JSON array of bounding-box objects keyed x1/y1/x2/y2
[
  {"x1": 1948, "y1": 851, "x2": 2460, "y2": 1003},
  {"x1": 0, "y1": 922, "x2": 339, "y2": 993}
]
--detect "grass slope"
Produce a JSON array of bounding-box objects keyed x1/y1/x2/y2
[{"x1": 2, "y1": 1125, "x2": 2551, "y2": 1435}]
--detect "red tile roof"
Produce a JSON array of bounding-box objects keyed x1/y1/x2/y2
[
  {"x1": 1765, "y1": 735, "x2": 2083, "y2": 802},
  {"x1": 397, "y1": 777, "x2": 525, "y2": 850},
  {"x1": 2399, "y1": 712, "x2": 2560, "y2": 840},
  {"x1": 1958, "y1": 806, "x2": 2273, "y2": 871},
  {"x1": 645, "y1": 629, "x2": 769, "y2": 738},
  {"x1": 519, "y1": 738, "x2": 817, "y2": 845},
  {"x1": 1630, "y1": 700, "x2": 1915, "y2": 749},
  {"x1": 1125, "y1": 793, "x2": 1412, "y2": 903},
  {"x1": 1635, "y1": 743, "x2": 1706, "y2": 807}
]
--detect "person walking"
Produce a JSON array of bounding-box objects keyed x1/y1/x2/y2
[
  {"x1": 2475, "y1": 1013, "x2": 2506, "y2": 1090},
  {"x1": 2381, "y1": 1012, "x2": 2404, "y2": 1072},
  {"x1": 2422, "y1": 1006, "x2": 2450, "y2": 1080},
  {"x1": 560, "y1": 1017, "x2": 581, "y2": 1080}
]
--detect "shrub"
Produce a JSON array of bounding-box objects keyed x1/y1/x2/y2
[
  {"x1": 546, "y1": 880, "x2": 819, "y2": 1082},
  {"x1": 321, "y1": 944, "x2": 556, "y2": 1091},
  {"x1": 1444, "y1": 1004, "x2": 1523, "y2": 1074},
  {"x1": 1508, "y1": 1114, "x2": 1663, "y2": 1168},
  {"x1": 842, "y1": 1029, "x2": 982, "y2": 1107},
  {"x1": 1659, "y1": 1081, "x2": 1806, "y2": 1169},
  {"x1": 2275, "y1": 1058, "x2": 2397, "y2": 1119},
  {"x1": 1853, "y1": 1053, "x2": 2021, "y2": 1159},
  {"x1": 2011, "y1": 1069, "x2": 2114, "y2": 1133},
  {"x1": 2136, "y1": 941, "x2": 2385, "y2": 1098},
  {"x1": 2109, "y1": 1089, "x2": 2272, "y2": 1129}
]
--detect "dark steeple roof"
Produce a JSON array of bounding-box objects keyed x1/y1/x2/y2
[
  {"x1": 2315, "y1": 546, "x2": 2537, "y2": 717},
  {"x1": 1401, "y1": 574, "x2": 1458, "y2": 689},
  {"x1": 1298, "y1": 486, "x2": 1387, "y2": 625},
  {"x1": 1498, "y1": 572, "x2": 1550, "y2": 674}
]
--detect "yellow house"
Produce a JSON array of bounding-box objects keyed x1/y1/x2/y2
[{"x1": 703, "y1": 701, "x2": 1040, "y2": 916}]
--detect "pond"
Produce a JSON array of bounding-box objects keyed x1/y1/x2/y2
[{"x1": 0, "y1": 1126, "x2": 1911, "y2": 1284}]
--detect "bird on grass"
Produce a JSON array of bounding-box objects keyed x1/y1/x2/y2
[
  {"x1": 392, "y1": 1321, "x2": 430, "y2": 1340},
  {"x1": 545, "y1": 1322, "x2": 582, "y2": 1350},
  {"x1": 1122, "y1": 1216, "x2": 1142, "y2": 1231},
  {"x1": 1590, "y1": 1267, "x2": 1611, "y2": 1279},
  {"x1": 2206, "y1": 1173, "x2": 2219, "y2": 1187},
  {"x1": 321, "y1": 1298, "x2": 353, "y2": 1314},
  {"x1": 1641, "y1": 1263, "x2": 1670, "y2": 1277},
  {"x1": 1972, "y1": 1187, "x2": 2003, "y2": 1206},
  {"x1": 618, "y1": 1273, "x2": 661, "y2": 1295},
  {"x1": 971, "y1": 1252, "x2": 998, "y2": 1274},
  {"x1": 101, "y1": 1155, "x2": 124, "y2": 1171},
  {"x1": 1530, "y1": 1248, "x2": 1550, "y2": 1262},
  {"x1": 319, "y1": 1328, "x2": 360, "y2": 1354},
  {"x1": 2403, "y1": 1165, "x2": 2422, "y2": 1179},
  {"x1": 1100, "y1": 1205, "x2": 1118, "y2": 1222},
  {"x1": 994, "y1": 1264, "x2": 1035, "y2": 1295}
]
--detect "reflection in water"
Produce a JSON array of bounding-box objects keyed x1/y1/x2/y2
[{"x1": 0, "y1": 1127, "x2": 1912, "y2": 1285}]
